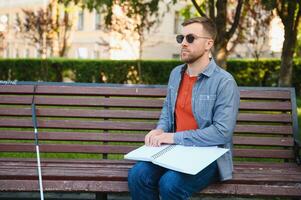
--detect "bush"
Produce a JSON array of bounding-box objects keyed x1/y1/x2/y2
[{"x1": 0, "y1": 58, "x2": 300, "y2": 94}]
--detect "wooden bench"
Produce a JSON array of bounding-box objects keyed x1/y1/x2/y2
[{"x1": 0, "y1": 82, "x2": 300, "y2": 199}]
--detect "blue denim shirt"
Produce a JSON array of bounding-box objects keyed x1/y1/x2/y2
[{"x1": 156, "y1": 59, "x2": 240, "y2": 181}]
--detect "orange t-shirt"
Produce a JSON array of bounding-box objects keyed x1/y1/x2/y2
[{"x1": 175, "y1": 73, "x2": 198, "y2": 132}]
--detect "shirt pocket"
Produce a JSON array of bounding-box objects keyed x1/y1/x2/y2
[{"x1": 196, "y1": 94, "x2": 216, "y2": 120}]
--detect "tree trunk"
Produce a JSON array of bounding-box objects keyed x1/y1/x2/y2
[
  {"x1": 278, "y1": 27, "x2": 295, "y2": 86},
  {"x1": 214, "y1": 0, "x2": 228, "y2": 68},
  {"x1": 278, "y1": 1, "x2": 300, "y2": 86},
  {"x1": 213, "y1": 42, "x2": 228, "y2": 68}
]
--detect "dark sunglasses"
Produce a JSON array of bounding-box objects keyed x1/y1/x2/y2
[{"x1": 176, "y1": 34, "x2": 211, "y2": 44}]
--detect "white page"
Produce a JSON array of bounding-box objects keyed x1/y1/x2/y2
[
  {"x1": 153, "y1": 146, "x2": 228, "y2": 175},
  {"x1": 124, "y1": 145, "x2": 170, "y2": 162}
]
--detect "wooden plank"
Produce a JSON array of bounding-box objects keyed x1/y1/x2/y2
[
  {"x1": 0, "y1": 85, "x2": 34, "y2": 94},
  {"x1": 0, "y1": 96, "x2": 32, "y2": 105},
  {"x1": 233, "y1": 136, "x2": 294, "y2": 147},
  {"x1": 1, "y1": 180, "x2": 301, "y2": 197},
  {"x1": 0, "y1": 180, "x2": 129, "y2": 192},
  {"x1": 34, "y1": 97, "x2": 164, "y2": 108},
  {"x1": 202, "y1": 183, "x2": 301, "y2": 197},
  {"x1": 0, "y1": 130, "x2": 145, "y2": 142},
  {"x1": 234, "y1": 162, "x2": 301, "y2": 169},
  {"x1": 0, "y1": 107, "x2": 160, "y2": 119},
  {"x1": 0, "y1": 130, "x2": 293, "y2": 147},
  {"x1": 237, "y1": 113, "x2": 292, "y2": 123},
  {"x1": 239, "y1": 101, "x2": 291, "y2": 111},
  {"x1": 0, "y1": 97, "x2": 292, "y2": 110},
  {"x1": 239, "y1": 90, "x2": 291, "y2": 100},
  {"x1": 0, "y1": 167, "x2": 128, "y2": 180},
  {"x1": 0, "y1": 119, "x2": 293, "y2": 134},
  {"x1": 0, "y1": 107, "x2": 31, "y2": 116},
  {"x1": 0, "y1": 158, "x2": 134, "y2": 166},
  {"x1": 0, "y1": 143, "x2": 137, "y2": 154},
  {"x1": 1, "y1": 166, "x2": 301, "y2": 183},
  {"x1": 234, "y1": 124, "x2": 292, "y2": 134},
  {"x1": 233, "y1": 149, "x2": 294, "y2": 159},
  {"x1": 0, "y1": 108, "x2": 292, "y2": 123},
  {"x1": 0, "y1": 143, "x2": 295, "y2": 159},
  {"x1": 36, "y1": 85, "x2": 167, "y2": 97},
  {"x1": 0, "y1": 119, "x2": 156, "y2": 130}
]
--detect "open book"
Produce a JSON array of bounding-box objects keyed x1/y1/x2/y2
[{"x1": 124, "y1": 145, "x2": 228, "y2": 175}]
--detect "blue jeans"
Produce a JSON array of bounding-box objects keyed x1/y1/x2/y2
[{"x1": 128, "y1": 161, "x2": 219, "y2": 200}]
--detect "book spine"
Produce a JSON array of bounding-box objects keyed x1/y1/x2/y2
[{"x1": 151, "y1": 145, "x2": 176, "y2": 159}]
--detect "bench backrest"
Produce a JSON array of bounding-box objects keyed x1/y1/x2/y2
[{"x1": 0, "y1": 82, "x2": 299, "y2": 163}]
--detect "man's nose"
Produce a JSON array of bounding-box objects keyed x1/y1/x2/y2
[{"x1": 181, "y1": 39, "x2": 189, "y2": 47}]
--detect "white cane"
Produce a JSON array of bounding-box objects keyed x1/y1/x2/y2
[{"x1": 31, "y1": 85, "x2": 44, "y2": 200}]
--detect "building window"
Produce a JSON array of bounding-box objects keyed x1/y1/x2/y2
[
  {"x1": 95, "y1": 11, "x2": 101, "y2": 30},
  {"x1": 174, "y1": 11, "x2": 183, "y2": 34},
  {"x1": 0, "y1": 14, "x2": 9, "y2": 26},
  {"x1": 77, "y1": 47, "x2": 88, "y2": 58},
  {"x1": 77, "y1": 10, "x2": 84, "y2": 30},
  {"x1": 4, "y1": 47, "x2": 9, "y2": 58},
  {"x1": 25, "y1": 49, "x2": 30, "y2": 58},
  {"x1": 93, "y1": 50, "x2": 100, "y2": 58},
  {"x1": 15, "y1": 49, "x2": 19, "y2": 58},
  {"x1": 35, "y1": 49, "x2": 41, "y2": 58}
]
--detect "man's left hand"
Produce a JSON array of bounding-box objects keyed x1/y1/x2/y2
[{"x1": 149, "y1": 132, "x2": 174, "y2": 147}]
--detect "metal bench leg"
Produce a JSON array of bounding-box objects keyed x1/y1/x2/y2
[{"x1": 96, "y1": 192, "x2": 107, "y2": 200}]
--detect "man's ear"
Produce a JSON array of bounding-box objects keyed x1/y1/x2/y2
[{"x1": 205, "y1": 39, "x2": 214, "y2": 51}]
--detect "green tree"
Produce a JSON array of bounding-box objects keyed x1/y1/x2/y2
[
  {"x1": 60, "y1": 0, "x2": 168, "y2": 82},
  {"x1": 16, "y1": 0, "x2": 73, "y2": 58},
  {"x1": 188, "y1": 0, "x2": 245, "y2": 67}
]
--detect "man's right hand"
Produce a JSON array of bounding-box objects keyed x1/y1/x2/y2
[{"x1": 144, "y1": 129, "x2": 164, "y2": 146}]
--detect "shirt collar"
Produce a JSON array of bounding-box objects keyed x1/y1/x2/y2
[
  {"x1": 180, "y1": 58, "x2": 217, "y2": 78},
  {"x1": 201, "y1": 58, "x2": 217, "y2": 77}
]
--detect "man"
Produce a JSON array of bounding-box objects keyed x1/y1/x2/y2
[{"x1": 128, "y1": 17, "x2": 240, "y2": 200}]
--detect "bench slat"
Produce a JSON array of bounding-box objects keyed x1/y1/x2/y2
[
  {"x1": 0, "y1": 96, "x2": 32, "y2": 105},
  {"x1": 0, "y1": 119, "x2": 293, "y2": 134},
  {"x1": 0, "y1": 108, "x2": 292, "y2": 123},
  {"x1": 0, "y1": 119, "x2": 155, "y2": 130},
  {"x1": 0, "y1": 131, "x2": 294, "y2": 147},
  {"x1": 237, "y1": 113, "x2": 291, "y2": 122},
  {"x1": 239, "y1": 90, "x2": 291, "y2": 99},
  {"x1": 1, "y1": 179, "x2": 301, "y2": 197},
  {"x1": 233, "y1": 136, "x2": 293, "y2": 147},
  {"x1": 239, "y1": 101, "x2": 291, "y2": 111},
  {"x1": 36, "y1": 85, "x2": 167, "y2": 97},
  {"x1": 0, "y1": 143, "x2": 295, "y2": 159},
  {"x1": 1, "y1": 167, "x2": 301, "y2": 183},
  {"x1": 0, "y1": 143, "x2": 136, "y2": 154},
  {"x1": 0, "y1": 97, "x2": 292, "y2": 111},
  {"x1": 234, "y1": 149, "x2": 294, "y2": 159},
  {"x1": 0, "y1": 86, "x2": 292, "y2": 99},
  {"x1": 0, "y1": 108, "x2": 160, "y2": 119},
  {"x1": 0, "y1": 85, "x2": 34, "y2": 94},
  {"x1": 203, "y1": 183, "x2": 301, "y2": 197}
]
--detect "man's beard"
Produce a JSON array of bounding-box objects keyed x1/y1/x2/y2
[{"x1": 180, "y1": 50, "x2": 205, "y2": 64}]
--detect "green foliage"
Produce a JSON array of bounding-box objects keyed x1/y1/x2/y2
[
  {"x1": 227, "y1": 58, "x2": 281, "y2": 87},
  {"x1": 0, "y1": 58, "x2": 301, "y2": 94}
]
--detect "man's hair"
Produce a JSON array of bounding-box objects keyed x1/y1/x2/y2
[{"x1": 182, "y1": 17, "x2": 217, "y2": 41}]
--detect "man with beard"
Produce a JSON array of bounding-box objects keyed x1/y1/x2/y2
[{"x1": 128, "y1": 17, "x2": 240, "y2": 200}]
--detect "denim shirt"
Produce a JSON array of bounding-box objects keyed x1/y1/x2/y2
[{"x1": 156, "y1": 59, "x2": 240, "y2": 181}]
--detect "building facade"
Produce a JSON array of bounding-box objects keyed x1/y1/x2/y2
[{"x1": 0, "y1": 0, "x2": 284, "y2": 60}]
